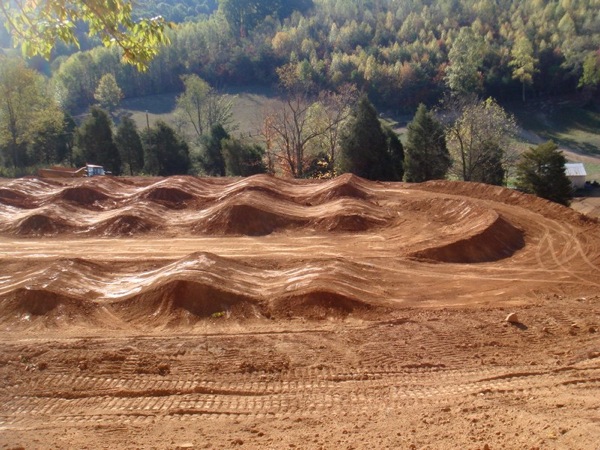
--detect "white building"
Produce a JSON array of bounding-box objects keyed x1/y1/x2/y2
[{"x1": 565, "y1": 163, "x2": 587, "y2": 190}]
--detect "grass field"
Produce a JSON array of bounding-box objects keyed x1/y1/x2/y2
[
  {"x1": 119, "y1": 85, "x2": 278, "y2": 139},
  {"x1": 120, "y1": 90, "x2": 600, "y2": 181}
]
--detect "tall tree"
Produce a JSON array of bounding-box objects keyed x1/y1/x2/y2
[
  {"x1": 1, "y1": 0, "x2": 171, "y2": 70},
  {"x1": 28, "y1": 105, "x2": 67, "y2": 165},
  {"x1": 383, "y1": 125, "x2": 404, "y2": 181},
  {"x1": 201, "y1": 124, "x2": 229, "y2": 176},
  {"x1": 579, "y1": 50, "x2": 600, "y2": 94},
  {"x1": 218, "y1": 0, "x2": 265, "y2": 39},
  {"x1": 515, "y1": 141, "x2": 573, "y2": 206},
  {"x1": 75, "y1": 106, "x2": 121, "y2": 174},
  {"x1": 0, "y1": 56, "x2": 50, "y2": 169},
  {"x1": 94, "y1": 73, "x2": 123, "y2": 112},
  {"x1": 403, "y1": 104, "x2": 451, "y2": 183},
  {"x1": 115, "y1": 116, "x2": 144, "y2": 175},
  {"x1": 339, "y1": 95, "x2": 396, "y2": 181},
  {"x1": 142, "y1": 121, "x2": 190, "y2": 176},
  {"x1": 445, "y1": 27, "x2": 486, "y2": 96},
  {"x1": 175, "y1": 74, "x2": 234, "y2": 141},
  {"x1": 442, "y1": 96, "x2": 517, "y2": 185},
  {"x1": 509, "y1": 36, "x2": 538, "y2": 102}
]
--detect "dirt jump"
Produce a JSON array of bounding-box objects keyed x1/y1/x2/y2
[{"x1": 0, "y1": 174, "x2": 599, "y2": 449}]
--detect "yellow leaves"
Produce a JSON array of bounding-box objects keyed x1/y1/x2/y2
[{"x1": 3, "y1": 0, "x2": 171, "y2": 71}]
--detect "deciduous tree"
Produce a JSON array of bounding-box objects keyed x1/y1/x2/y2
[
  {"x1": 510, "y1": 36, "x2": 538, "y2": 102},
  {"x1": 0, "y1": 56, "x2": 51, "y2": 169},
  {"x1": 445, "y1": 27, "x2": 486, "y2": 96},
  {"x1": 175, "y1": 74, "x2": 234, "y2": 141},
  {"x1": 442, "y1": 96, "x2": 517, "y2": 185},
  {"x1": 1, "y1": 0, "x2": 171, "y2": 70},
  {"x1": 94, "y1": 73, "x2": 123, "y2": 112}
]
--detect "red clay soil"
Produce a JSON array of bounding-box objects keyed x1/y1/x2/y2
[{"x1": 0, "y1": 174, "x2": 599, "y2": 449}]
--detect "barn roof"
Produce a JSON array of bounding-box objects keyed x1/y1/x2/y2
[{"x1": 565, "y1": 163, "x2": 587, "y2": 177}]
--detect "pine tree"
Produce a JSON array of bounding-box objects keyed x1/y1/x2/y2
[
  {"x1": 222, "y1": 138, "x2": 266, "y2": 176},
  {"x1": 515, "y1": 141, "x2": 573, "y2": 206},
  {"x1": 75, "y1": 107, "x2": 121, "y2": 174},
  {"x1": 201, "y1": 124, "x2": 229, "y2": 176},
  {"x1": 383, "y1": 125, "x2": 404, "y2": 181},
  {"x1": 339, "y1": 96, "x2": 394, "y2": 180},
  {"x1": 142, "y1": 121, "x2": 190, "y2": 176},
  {"x1": 404, "y1": 104, "x2": 451, "y2": 182},
  {"x1": 115, "y1": 116, "x2": 144, "y2": 175}
]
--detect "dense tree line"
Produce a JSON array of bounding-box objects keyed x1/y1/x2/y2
[
  {"x1": 0, "y1": 1, "x2": 588, "y2": 205},
  {"x1": 36, "y1": 0, "x2": 600, "y2": 113}
]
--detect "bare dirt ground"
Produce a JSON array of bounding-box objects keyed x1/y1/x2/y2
[{"x1": 0, "y1": 174, "x2": 599, "y2": 449}]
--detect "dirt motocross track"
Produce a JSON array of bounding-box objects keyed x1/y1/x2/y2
[{"x1": 0, "y1": 174, "x2": 599, "y2": 449}]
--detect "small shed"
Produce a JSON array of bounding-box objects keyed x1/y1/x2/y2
[{"x1": 565, "y1": 163, "x2": 587, "y2": 190}]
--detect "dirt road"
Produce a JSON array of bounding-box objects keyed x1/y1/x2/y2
[{"x1": 0, "y1": 175, "x2": 599, "y2": 449}]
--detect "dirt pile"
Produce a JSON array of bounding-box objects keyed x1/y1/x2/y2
[
  {"x1": 0, "y1": 288, "x2": 100, "y2": 328},
  {"x1": 410, "y1": 214, "x2": 525, "y2": 263},
  {"x1": 14, "y1": 213, "x2": 74, "y2": 236},
  {"x1": 58, "y1": 186, "x2": 110, "y2": 207},
  {"x1": 0, "y1": 175, "x2": 599, "y2": 330},
  {"x1": 1, "y1": 175, "x2": 600, "y2": 449}
]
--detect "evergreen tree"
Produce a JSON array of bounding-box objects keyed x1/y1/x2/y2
[
  {"x1": 222, "y1": 138, "x2": 266, "y2": 176},
  {"x1": 142, "y1": 121, "x2": 190, "y2": 176},
  {"x1": 339, "y1": 96, "x2": 394, "y2": 180},
  {"x1": 201, "y1": 124, "x2": 229, "y2": 176},
  {"x1": 115, "y1": 116, "x2": 144, "y2": 175},
  {"x1": 515, "y1": 141, "x2": 573, "y2": 206},
  {"x1": 404, "y1": 104, "x2": 451, "y2": 182},
  {"x1": 383, "y1": 125, "x2": 404, "y2": 181},
  {"x1": 75, "y1": 107, "x2": 121, "y2": 174}
]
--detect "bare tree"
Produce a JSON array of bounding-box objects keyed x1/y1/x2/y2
[
  {"x1": 440, "y1": 95, "x2": 517, "y2": 185},
  {"x1": 262, "y1": 64, "x2": 357, "y2": 178}
]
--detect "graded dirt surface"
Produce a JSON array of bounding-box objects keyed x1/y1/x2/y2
[{"x1": 0, "y1": 174, "x2": 599, "y2": 449}]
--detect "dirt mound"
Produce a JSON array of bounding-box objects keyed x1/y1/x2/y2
[
  {"x1": 58, "y1": 186, "x2": 109, "y2": 206},
  {"x1": 143, "y1": 187, "x2": 195, "y2": 206},
  {"x1": 314, "y1": 213, "x2": 387, "y2": 232},
  {"x1": 14, "y1": 213, "x2": 73, "y2": 236},
  {"x1": 113, "y1": 279, "x2": 262, "y2": 326},
  {"x1": 410, "y1": 215, "x2": 525, "y2": 263},
  {"x1": 0, "y1": 188, "x2": 30, "y2": 208},
  {"x1": 197, "y1": 201, "x2": 307, "y2": 236},
  {"x1": 415, "y1": 180, "x2": 596, "y2": 225},
  {"x1": 94, "y1": 214, "x2": 158, "y2": 236},
  {"x1": 0, "y1": 288, "x2": 98, "y2": 328},
  {"x1": 271, "y1": 290, "x2": 372, "y2": 320},
  {"x1": 307, "y1": 174, "x2": 370, "y2": 204}
]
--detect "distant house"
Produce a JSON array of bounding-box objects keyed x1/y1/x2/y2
[{"x1": 565, "y1": 163, "x2": 587, "y2": 190}]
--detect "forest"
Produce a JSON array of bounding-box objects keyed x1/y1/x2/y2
[{"x1": 1, "y1": 0, "x2": 599, "y2": 203}]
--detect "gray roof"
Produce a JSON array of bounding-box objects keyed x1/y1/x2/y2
[{"x1": 565, "y1": 163, "x2": 587, "y2": 177}]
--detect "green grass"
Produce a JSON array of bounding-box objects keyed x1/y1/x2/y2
[
  {"x1": 119, "y1": 85, "x2": 278, "y2": 139},
  {"x1": 512, "y1": 103, "x2": 600, "y2": 156}
]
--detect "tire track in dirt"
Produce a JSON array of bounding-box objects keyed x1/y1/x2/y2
[{"x1": 2, "y1": 363, "x2": 599, "y2": 429}]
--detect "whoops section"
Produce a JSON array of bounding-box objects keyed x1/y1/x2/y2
[{"x1": 0, "y1": 174, "x2": 599, "y2": 329}]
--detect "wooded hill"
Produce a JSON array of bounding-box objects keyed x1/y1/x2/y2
[{"x1": 28, "y1": 0, "x2": 600, "y2": 111}]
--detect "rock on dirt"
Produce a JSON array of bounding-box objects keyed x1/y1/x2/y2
[{"x1": 505, "y1": 312, "x2": 519, "y2": 323}]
